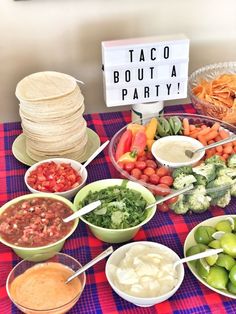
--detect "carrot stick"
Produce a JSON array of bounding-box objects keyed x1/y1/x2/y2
[
  {"x1": 208, "y1": 140, "x2": 215, "y2": 145},
  {"x1": 198, "y1": 135, "x2": 207, "y2": 146},
  {"x1": 197, "y1": 127, "x2": 211, "y2": 136},
  {"x1": 183, "y1": 118, "x2": 190, "y2": 136},
  {"x1": 215, "y1": 135, "x2": 222, "y2": 142},
  {"x1": 219, "y1": 129, "x2": 229, "y2": 139},
  {"x1": 201, "y1": 125, "x2": 208, "y2": 129},
  {"x1": 216, "y1": 145, "x2": 223, "y2": 153},
  {"x1": 211, "y1": 122, "x2": 220, "y2": 131},
  {"x1": 223, "y1": 146, "x2": 233, "y2": 154},
  {"x1": 204, "y1": 130, "x2": 218, "y2": 142},
  {"x1": 189, "y1": 125, "x2": 196, "y2": 131}
]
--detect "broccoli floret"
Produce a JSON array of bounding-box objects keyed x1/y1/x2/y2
[
  {"x1": 173, "y1": 173, "x2": 197, "y2": 190},
  {"x1": 172, "y1": 166, "x2": 193, "y2": 179},
  {"x1": 227, "y1": 154, "x2": 236, "y2": 168},
  {"x1": 217, "y1": 167, "x2": 236, "y2": 178},
  {"x1": 230, "y1": 179, "x2": 236, "y2": 197},
  {"x1": 192, "y1": 163, "x2": 216, "y2": 183},
  {"x1": 211, "y1": 190, "x2": 231, "y2": 208},
  {"x1": 195, "y1": 174, "x2": 207, "y2": 186},
  {"x1": 186, "y1": 185, "x2": 211, "y2": 213},
  {"x1": 170, "y1": 194, "x2": 189, "y2": 214},
  {"x1": 207, "y1": 175, "x2": 233, "y2": 199},
  {"x1": 205, "y1": 155, "x2": 226, "y2": 167}
]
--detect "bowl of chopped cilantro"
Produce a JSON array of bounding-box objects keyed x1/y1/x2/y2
[{"x1": 74, "y1": 179, "x2": 156, "y2": 243}]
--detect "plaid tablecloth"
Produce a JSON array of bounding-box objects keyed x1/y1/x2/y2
[{"x1": 1, "y1": 104, "x2": 236, "y2": 314}]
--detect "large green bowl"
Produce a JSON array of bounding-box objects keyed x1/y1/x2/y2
[
  {"x1": 74, "y1": 179, "x2": 156, "y2": 243},
  {"x1": 0, "y1": 193, "x2": 78, "y2": 261}
]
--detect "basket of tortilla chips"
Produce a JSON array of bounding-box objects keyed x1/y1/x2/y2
[{"x1": 188, "y1": 62, "x2": 236, "y2": 124}]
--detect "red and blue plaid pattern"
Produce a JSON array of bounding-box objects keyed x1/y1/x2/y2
[{"x1": 1, "y1": 105, "x2": 236, "y2": 314}]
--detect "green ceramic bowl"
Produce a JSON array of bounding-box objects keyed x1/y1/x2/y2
[
  {"x1": 74, "y1": 179, "x2": 156, "y2": 243},
  {"x1": 0, "y1": 193, "x2": 78, "y2": 261}
]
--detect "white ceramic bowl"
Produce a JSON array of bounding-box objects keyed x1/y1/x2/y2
[
  {"x1": 151, "y1": 135, "x2": 204, "y2": 168},
  {"x1": 105, "y1": 241, "x2": 184, "y2": 307},
  {"x1": 24, "y1": 158, "x2": 88, "y2": 200}
]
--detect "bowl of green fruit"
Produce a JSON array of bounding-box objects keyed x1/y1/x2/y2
[{"x1": 184, "y1": 215, "x2": 236, "y2": 298}]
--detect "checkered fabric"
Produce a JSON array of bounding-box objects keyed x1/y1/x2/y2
[{"x1": 1, "y1": 104, "x2": 236, "y2": 314}]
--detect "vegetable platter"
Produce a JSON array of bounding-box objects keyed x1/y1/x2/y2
[{"x1": 109, "y1": 113, "x2": 236, "y2": 214}]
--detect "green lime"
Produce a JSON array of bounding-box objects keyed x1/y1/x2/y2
[
  {"x1": 205, "y1": 254, "x2": 218, "y2": 266},
  {"x1": 216, "y1": 220, "x2": 232, "y2": 233},
  {"x1": 227, "y1": 281, "x2": 236, "y2": 294},
  {"x1": 216, "y1": 253, "x2": 235, "y2": 271},
  {"x1": 220, "y1": 233, "x2": 236, "y2": 258},
  {"x1": 206, "y1": 265, "x2": 228, "y2": 290},
  {"x1": 229, "y1": 264, "x2": 236, "y2": 286},
  {"x1": 186, "y1": 244, "x2": 208, "y2": 267},
  {"x1": 209, "y1": 240, "x2": 221, "y2": 249},
  {"x1": 194, "y1": 226, "x2": 216, "y2": 245},
  {"x1": 196, "y1": 258, "x2": 210, "y2": 279}
]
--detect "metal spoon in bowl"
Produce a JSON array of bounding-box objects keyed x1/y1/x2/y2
[
  {"x1": 81, "y1": 140, "x2": 110, "y2": 172},
  {"x1": 63, "y1": 200, "x2": 101, "y2": 223},
  {"x1": 65, "y1": 246, "x2": 113, "y2": 284},
  {"x1": 185, "y1": 135, "x2": 236, "y2": 159},
  {"x1": 173, "y1": 248, "x2": 223, "y2": 270},
  {"x1": 145, "y1": 184, "x2": 195, "y2": 209}
]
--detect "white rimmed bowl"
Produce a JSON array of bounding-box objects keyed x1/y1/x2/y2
[
  {"x1": 0, "y1": 193, "x2": 78, "y2": 261},
  {"x1": 24, "y1": 158, "x2": 88, "y2": 200},
  {"x1": 151, "y1": 135, "x2": 205, "y2": 168},
  {"x1": 105, "y1": 241, "x2": 185, "y2": 307}
]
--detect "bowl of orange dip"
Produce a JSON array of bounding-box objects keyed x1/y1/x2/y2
[{"x1": 6, "y1": 253, "x2": 86, "y2": 314}]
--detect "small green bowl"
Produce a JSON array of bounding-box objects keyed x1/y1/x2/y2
[
  {"x1": 74, "y1": 179, "x2": 156, "y2": 243},
  {"x1": 0, "y1": 193, "x2": 78, "y2": 261}
]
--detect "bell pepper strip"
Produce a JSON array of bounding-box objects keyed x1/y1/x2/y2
[
  {"x1": 115, "y1": 129, "x2": 133, "y2": 161},
  {"x1": 130, "y1": 130, "x2": 147, "y2": 156},
  {"x1": 127, "y1": 123, "x2": 145, "y2": 135},
  {"x1": 117, "y1": 151, "x2": 137, "y2": 163},
  {"x1": 145, "y1": 118, "x2": 158, "y2": 140}
]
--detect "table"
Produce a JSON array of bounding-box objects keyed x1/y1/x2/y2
[{"x1": 1, "y1": 104, "x2": 236, "y2": 314}]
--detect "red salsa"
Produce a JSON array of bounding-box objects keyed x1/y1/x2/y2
[
  {"x1": 27, "y1": 161, "x2": 82, "y2": 192},
  {"x1": 0, "y1": 197, "x2": 74, "y2": 247}
]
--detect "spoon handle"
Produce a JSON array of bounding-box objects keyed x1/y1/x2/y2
[
  {"x1": 195, "y1": 135, "x2": 236, "y2": 154},
  {"x1": 63, "y1": 200, "x2": 101, "y2": 223},
  {"x1": 174, "y1": 248, "x2": 223, "y2": 269},
  {"x1": 146, "y1": 184, "x2": 194, "y2": 209},
  {"x1": 66, "y1": 246, "x2": 113, "y2": 284},
  {"x1": 83, "y1": 140, "x2": 110, "y2": 168}
]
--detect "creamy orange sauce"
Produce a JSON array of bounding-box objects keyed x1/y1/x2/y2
[{"x1": 9, "y1": 262, "x2": 82, "y2": 311}]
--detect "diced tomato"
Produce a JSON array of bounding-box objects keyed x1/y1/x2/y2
[{"x1": 27, "y1": 161, "x2": 82, "y2": 193}]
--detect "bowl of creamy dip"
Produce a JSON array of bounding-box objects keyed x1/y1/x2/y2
[
  {"x1": 105, "y1": 241, "x2": 184, "y2": 307},
  {"x1": 6, "y1": 252, "x2": 86, "y2": 314},
  {"x1": 151, "y1": 135, "x2": 204, "y2": 168}
]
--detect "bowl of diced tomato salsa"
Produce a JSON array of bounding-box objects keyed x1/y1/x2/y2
[
  {"x1": 0, "y1": 193, "x2": 78, "y2": 261},
  {"x1": 24, "y1": 158, "x2": 88, "y2": 200}
]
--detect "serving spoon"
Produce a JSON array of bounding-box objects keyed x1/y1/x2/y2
[
  {"x1": 81, "y1": 140, "x2": 110, "y2": 171},
  {"x1": 66, "y1": 246, "x2": 113, "y2": 284},
  {"x1": 63, "y1": 200, "x2": 101, "y2": 223},
  {"x1": 173, "y1": 248, "x2": 223, "y2": 270},
  {"x1": 145, "y1": 184, "x2": 194, "y2": 209},
  {"x1": 185, "y1": 135, "x2": 236, "y2": 159}
]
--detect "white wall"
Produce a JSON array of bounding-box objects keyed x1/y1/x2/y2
[{"x1": 1, "y1": 0, "x2": 236, "y2": 122}]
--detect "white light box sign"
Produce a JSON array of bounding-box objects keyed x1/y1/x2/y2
[{"x1": 102, "y1": 34, "x2": 189, "y2": 107}]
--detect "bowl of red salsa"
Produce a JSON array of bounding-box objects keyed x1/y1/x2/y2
[
  {"x1": 0, "y1": 193, "x2": 78, "y2": 261},
  {"x1": 24, "y1": 158, "x2": 88, "y2": 200}
]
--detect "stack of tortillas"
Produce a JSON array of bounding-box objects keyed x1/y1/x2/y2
[{"x1": 15, "y1": 71, "x2": 88, "y2": 161}]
